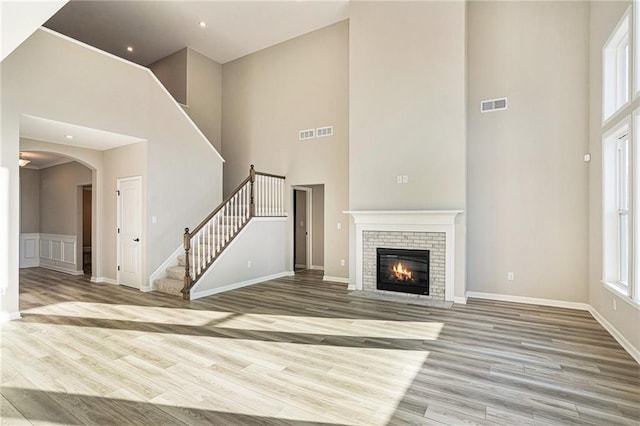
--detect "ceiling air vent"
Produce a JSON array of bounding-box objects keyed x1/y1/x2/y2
[
  {"x1": 299, "y1": 128, "x2": 315, "y2": 141},
  {"x1": 316, "y1": 126, "x2": 333, "y2": 138},
  {"x1": 480, "y1": 97, "x2": 508, "y2": 113}
]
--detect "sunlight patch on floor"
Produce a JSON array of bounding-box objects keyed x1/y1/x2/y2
[{"x1": 2, "y1": 319, "x2": 430, "y2": 425}]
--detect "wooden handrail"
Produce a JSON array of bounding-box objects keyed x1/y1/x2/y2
[
  {"x1": 181, "y1": 165, "x2": 286, "y2": 300},
  {"x1": 255, "y1": 171, "x2": 286, "y2": 180},
  {"x1": 188, "y1": 175, "x2": 251, "y2": 238}
]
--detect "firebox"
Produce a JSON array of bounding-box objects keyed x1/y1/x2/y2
[{"x1": 376, "y1": 248, "x2": 429, "y2": 295}]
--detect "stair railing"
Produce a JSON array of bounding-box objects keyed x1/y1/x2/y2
[{"x1": 182, "y1": 165, "x2": 286, "y2": 299}]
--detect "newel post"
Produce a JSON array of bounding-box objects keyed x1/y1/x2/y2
[
  {"x1": 182, "y1": 227, "x2": 192, "y2": 300},
  {"x1": 249, "y1": 164, "x2": 256, "y2": 217}
]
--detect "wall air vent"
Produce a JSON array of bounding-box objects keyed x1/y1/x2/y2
[
  {"x1": 480, "y1": 97, "x2": 508, "y2": 113},
  {"x1": 299, "y1": 128, "x2": 315, "y2": 140},
  {"x1": 316, "y1": 126, "x2": 334, "y2": 138}
]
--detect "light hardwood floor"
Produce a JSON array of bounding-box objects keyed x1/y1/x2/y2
[{"x1": 1, "y1": 268, "x2": 639, "y2": 425}]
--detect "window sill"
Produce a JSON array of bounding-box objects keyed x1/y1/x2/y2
[{"x1": 602, "y1": 281, "x2": 640, "y2": 311}]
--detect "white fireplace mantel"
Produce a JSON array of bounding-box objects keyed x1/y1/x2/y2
[{"x1": 345, "y1": 210, "x2": 463, "y2": 302}]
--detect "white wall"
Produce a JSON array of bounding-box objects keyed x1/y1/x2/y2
[
  {"x1": 467, "y1": 1, "x2": 590, "y2": 303},
  {"x1": 190, "y1": 218, "x2": 289, "y2": 299},
  {"x1": 349, "y1": 1, "x2": 467, "y2": 296},
  {"x1": 588, "y1": 1, "x2": 640, "y2": 357},
  {"x1": 2, "y1": 28, "x2": 224, "y2": 318},
  {"x1": 0, "y1": 0, "x2": 67, "y2": 61},
  {"x1": 222, "y1": 21, "x2": 349, "y2": 279}
]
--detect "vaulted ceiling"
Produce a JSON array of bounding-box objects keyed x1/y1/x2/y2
[{"x1": 44, "y1": 0, "x2": 350, "y2": 66}]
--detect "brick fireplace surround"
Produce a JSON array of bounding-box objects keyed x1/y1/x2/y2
[{"x1": 346, "y1": 211, "x2": 463, "y2": 303}]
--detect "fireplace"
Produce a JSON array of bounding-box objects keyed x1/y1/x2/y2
[{"x1": 377, "y1": 248, "x2": 429, "y2": 295}]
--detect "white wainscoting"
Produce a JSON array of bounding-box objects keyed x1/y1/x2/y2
[
  {"x1": 39, "y1": 234, "x2": 83, "y2": 275},
  {"x1": 19, "y1": 233, "x2": 40, "y2": 268}
]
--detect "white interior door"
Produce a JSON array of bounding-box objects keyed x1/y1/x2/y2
[{"x1": 117, "y1": 177, "x2": 142, "y2": 288}]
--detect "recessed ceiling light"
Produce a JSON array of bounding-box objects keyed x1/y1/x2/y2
[
  {"x1": 64, "y1": 134, "x2": 73, "y2": 139},
  {"x1": 126, "y1": 46, "x2": 134, "y2": 52},
  {"x1": 199, "y1": 21, "x2": 206, "y2": 28}
]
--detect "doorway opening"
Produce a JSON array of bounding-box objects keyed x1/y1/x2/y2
[
  {"x1": 82, "y1": 185, "x2": 92, "y2": 275},
  {"x1": 292, "y1": 185, "x2": 324, "y2": 274}
]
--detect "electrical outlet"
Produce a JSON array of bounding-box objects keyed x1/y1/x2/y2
[
  {"x1": 507, "y1": 272, "x2": 514, "y2": 281},
  {"x1": 247, "y1": 260, "x2": 252, "y2": 268},
  {"x1": 613, "y1": 298, "x2": 617, "y2": 311},
  {"x1": 340, "y1": 259, "x2": 345, "y2": 267},
  {"x1": 337, "y1": 222, "x2": 342, "y2": 230},
  {"x1": 402, "y1": 175, "x2": 408, "y2": 183}
]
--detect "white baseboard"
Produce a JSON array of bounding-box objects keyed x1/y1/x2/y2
[
  {"x1": 347, "y1": 284, "x2": 356, "y2": 290},
  {"x1": 91, "y1": 276, "x2": 118, "y2": 285},
  {"x1": 295, "y1": 263, "x2": 307, "y2": 269},
  {"x1": 0, "y1": 311, "x2": 22, "y2": 323},
  {"x1": 465, "y1": 291, "x2": 589, "y2": 311},
  {"x1": 191, "y1": 271, "x2": 292, "y2": 300},
  {"x1": 588, "y1": 306, "x2": 640, "y2": 364},
  {"x1": 454, "y1": 296, "x2": 467, "y2": 304},
  {"x1": 323, "y1": 275, "x2": 349, "y2": 284},
  {"x1": 40, "y1": 264, "x2": 84, "y2": 276},
  {"x1": 149, "y1": 245, "x2": 183, "y2": 287},
  {"x1": 310, "y1": 265, "x2": 324, "y2": 271}
]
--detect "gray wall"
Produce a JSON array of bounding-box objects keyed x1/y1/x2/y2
[
  {"x1": 19, "y1": 168, "x2": 40, "y2": 233},
  {"x1": 467, "y1": 1, "x2": 590, "y2": 302},
  {"x1": 294, "y1": 190, "x2": 307, "y2": 266},
  {"x1": 222, "y1": 21, "x2": 349, "y2": 279},
  {"x1": 349, "y1": 1, "x2": 467, "y2": 295},
  {"x1": 588, "y1": 1, "x2": 640, "y2": 354},
  {"x1": 310, "y1": 184, "x2": 324, "y2": 268},
  {"x1": 150, "y1": 48, "x2": 187, "y2": 105},
  {"x1": 39, "y1": 161, "x2": 91, "y2": 235},
  {"x1": 186, "y1": 48, "x2": 222, "y2": 153},
  {"x1": 151, "y1": 47, "x2": 222, "y2": 153}
]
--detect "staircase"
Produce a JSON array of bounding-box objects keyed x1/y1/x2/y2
[{"x1": 153, "y1": 165, "x2": 286, "y2": 299}]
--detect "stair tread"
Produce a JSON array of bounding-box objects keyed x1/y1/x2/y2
[{"x1": 154, "y1": 277, "x2": 183, "y2": 296}]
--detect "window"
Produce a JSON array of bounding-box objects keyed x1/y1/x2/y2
[
  {"x1": 602, "y1": 118, "x2": 632, "y2": 297},
  {"x1": 603, "y1": 8, "x2": 631, "y2": 122}
]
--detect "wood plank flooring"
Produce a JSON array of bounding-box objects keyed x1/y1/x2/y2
[{"x1": 1, "y1": 267, "x2": 639, "y2": 425}]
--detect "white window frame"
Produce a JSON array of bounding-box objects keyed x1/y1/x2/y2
[
  {"x1": 602, "y1": 117, "x2": 632, "y2": 297},
  {"x1": 604, "y1": 7, "x2": 631, "y2": 124}
]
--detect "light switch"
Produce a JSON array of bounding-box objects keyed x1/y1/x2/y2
[
  {"x1": 337, "y1": 222, "x2": 342, "y2": 230},
  {"x1": 152, "y1": 216, "x2": 158, "y2": 224}
]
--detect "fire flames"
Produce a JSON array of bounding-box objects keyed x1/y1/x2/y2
[{"x1": 392, "y1": 262, "x2": 413, "y2": 281}]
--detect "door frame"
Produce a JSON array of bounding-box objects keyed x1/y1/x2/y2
[
  {"x1": 292, "y1": 186, "x2": 312, "y2": 271},
  {"x1": 116, "y1": 176, "x2": 143, "y2": 288}
]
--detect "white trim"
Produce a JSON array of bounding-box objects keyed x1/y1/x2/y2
[
  {"x1": 191, "y1": 271, "x2": 293, "y2": 299},
  {"x1": 310, "y1": 265, "x2": 324, "y2": 271},
  {"x1": 602, "y1": 6, "x2": 632, "y2": 126},
  {"x1": 295, "y1": 263, "x2": 308, "y2": 269},
  {"x1": 454, "y1": 296, "x2": 467, "y2": 304},
  {"x1": 37, "y1": 27, "x2": 224, "y2": 163},
  {"x1": 19, "y1": 233, "x2": 40, "y2": 268},
  {"x1": 0, "y1": 312, "x2": 22, "y2": 323},
  {"x1": 465, "y1": 291, "x2": 590, "y2": 311},
  {"x1": 589, "y1": 305, "x2": 640, "y2": 364},
  {"x1": 40, "y1": 264, "x2": 84, "y2": 276},
  {"x1": 292, "y1": 186, "x2": 313, "y2": 270},
  {"x1": 90, "y1": 276, "x2": 118, "y2": 285},
  {"x1": 603, "y1": 281, "x2": 640, "y2": 310},
  {"x1": 117, "y1": 176, "x2": 143, "y2": 289},
  {"x1": 148, "y1": 245, "x2": 183, "y2": 287},
  {"x1": 323, "y1": 275, "x2": 349, "y2": 284},
  {"x1": 346, "y1": 210, "x2": 462, "y2": 302},
  {"x1": 347, "y1": 283, "x2": 356, "y2": 290}
]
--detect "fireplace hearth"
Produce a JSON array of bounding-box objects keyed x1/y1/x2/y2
[{"x1": 377, "y1": 248, "x2": 429, "y2": 295}]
